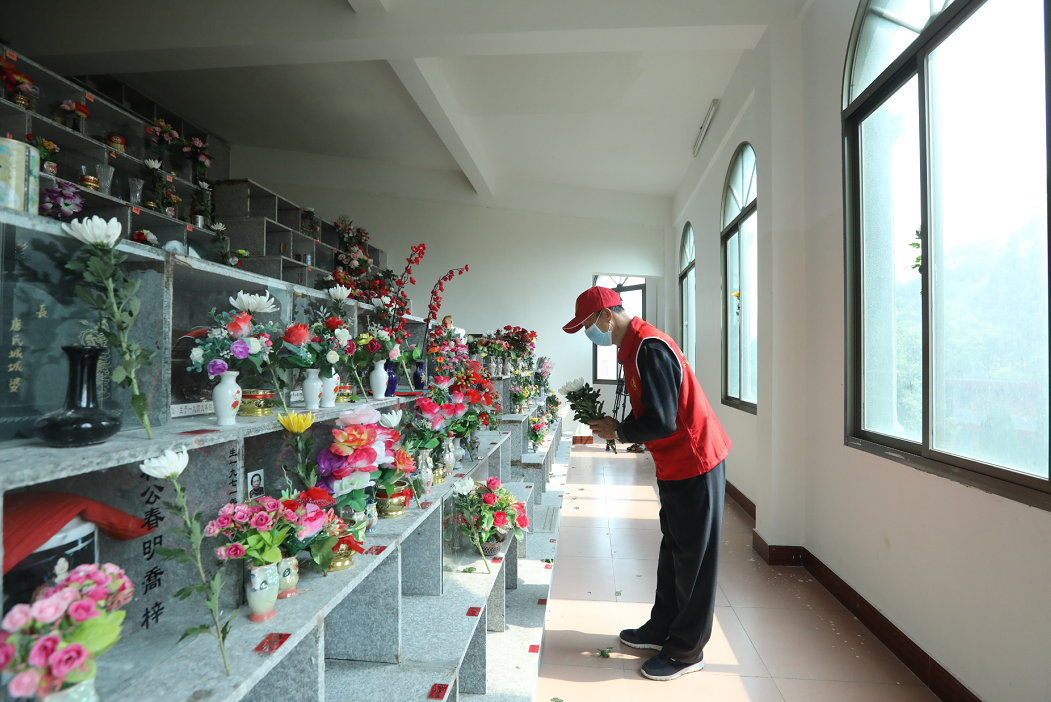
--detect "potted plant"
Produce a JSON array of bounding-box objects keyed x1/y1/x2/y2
[{"x1": 450, "y1": 477, "x2": 529, "y2": 573}]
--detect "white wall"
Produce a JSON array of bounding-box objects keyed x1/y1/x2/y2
[
  {"x1": 668, "y1": 1, "x2": 1051, "y2": 700},
  {"x1": 230, "y1": 147, "x2": 666, "y2": 433}
]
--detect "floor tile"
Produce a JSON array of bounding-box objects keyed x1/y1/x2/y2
[
  {"x1": 775, "y1": 678, "x2": 940, "y2": 701},
  {"x1": 621, "y1": 669, "x2": 785, "y2": 702},
  {"x1": 608, "y1": 527, "x2": 662, "y2": 560},
  {"x1": 555, "y1": 526, "x2": 613, "y2": 559},
  {"x1": 611, "y1": 558, "x2": 657, "y2": 603},
  {"x1": 536, "y1": 664, "x2": 628, "y2": 702},
  {"x1": 541, "y1": 627, "x2": 631, "y2": 669},
  {"x1": 718, "y1": 561, "x2": 846, "y2": 611},
  {"x1": 549, "y1": 556, "x2": 618, "y2": 602},
  {"x1": 735, "y1": 608, "x2": 921, "y2": 684}
]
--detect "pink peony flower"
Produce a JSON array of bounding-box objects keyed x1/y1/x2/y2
[
  {"x1": 29, "y1": 596, "x2": 67, "y2": 624},
  {"x1": 86, "y1": 586, "x2": 109, "y2": 602},
  {"x1": 216, "y1": 514, "x2": 232, "y2": 529},
  {"x1": 7, "y1": 669, "x2": 41, "y2": 698},
  {"x1": 2, "y1": 604, "x2": 30, "y2": 633},
  {"x1": 249, "y1": 512, "x2": 273, "y2": 531},
  {"x1": 28, "y1": 633, "x2": 60, "y2": 668},
  {"x1": 204, "y1": 521, "x2": 220, "y2": 537},
  {"x1": 0, "y1": 642, "x2": 14, "y2": 668},
  {"x1": 49, "y1": 643, "x2": 90, "y2": 678},
  {"x1": 215, "y1": 546, "x2": 228, "y2": 560},
  {"x1": 67, "y1": 599, "x2": 100, "y2": 623},
  {"x1": 482, "y1": 492, "x2": 497, "y2": 506},
  {"x1": 226, "y1": 543, "x2": 246, "y2": 559},
  {"x1": 486, "y1": 477, "x2": 501, "y2": 491}
]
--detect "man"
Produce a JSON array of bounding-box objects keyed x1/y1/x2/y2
[{"x1": 563, "y1": 286, "x2": 731, "y2": 681}]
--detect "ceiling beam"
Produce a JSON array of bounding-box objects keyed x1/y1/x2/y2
[{"x1": 388, "y1": 58, "x2": 494, "y2": 196}]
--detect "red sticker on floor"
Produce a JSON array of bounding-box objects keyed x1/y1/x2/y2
[
  {"x1": 428, "y1": 684, "x2": 448, "y2": 699},
  {"x1": 550, "y1": 539, "x2": 556, "y2": 543},
  {"x1": 528, "y1": 645, "x2": 540, "y2": 653},
  {"x1": 537, "y1": 598, "x2": 547, "y2": 605},
  {"x1": 545, "y1": 564, "x2": 553, "y2": 569},
  {"x1": 466, "y1": 607, "x2": 480, "y2": 617},
  {"x1": 254, "y1": 633, "x2": 290, "y2": 653},
  {"x1": 491, "y1": 557, "x2": 502, "y2": 564},
  {"x1": 364, "y1": 545, "x2": 386, "y2": 555}
]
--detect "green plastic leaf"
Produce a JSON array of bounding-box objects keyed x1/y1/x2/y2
[
  {"x1": 70, "y1": 618, "x2": 121, "y2": 656},
  {"x1": 177, "y1": 625, "x2": 213, "y2": 645},
  {"x1": 64, "y1": 657, "x2": 97, "y2": 683},
  {"x1": 154, "y1": 546, "x2": 192, "y2": 563},
  {"x1": 111, "y1": 365, "x2": 127, "y2": 384},
  {"x1": 174, "y1": 584, "x2": 206, "y2": 601},
  {"x1": 261, "y1": 545, "x2": 282, "y2": 563}
]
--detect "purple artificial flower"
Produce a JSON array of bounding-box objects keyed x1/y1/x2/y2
[
  {"x1": 230, "y1": 339, "x2": 250, "y2": 359},
  {"x1": 207, "y1": 359, "x2": 228, "y2": 376},
  {"x1": 315, "y1": 447, "x2": 347, "y2": 492}
]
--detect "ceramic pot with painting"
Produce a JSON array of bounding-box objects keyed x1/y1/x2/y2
[{"x1": 246, "y1": 562, "x2": 279, "y2": 622}]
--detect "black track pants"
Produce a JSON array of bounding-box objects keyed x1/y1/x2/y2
[{"x1": 636, "y1": 461, "x2": 725, "y2": 665}]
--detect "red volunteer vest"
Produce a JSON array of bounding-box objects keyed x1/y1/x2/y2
[{"x1": 618, "y1": 317, "x2": 731, "y2": 481}]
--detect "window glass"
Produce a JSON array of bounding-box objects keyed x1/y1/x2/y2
[
  {"x1": 722, "y1": 145, "x2": 757, "y2": 228},
  {"x1": 726, "y1": 232, "x2": 741, "y2": 398},
  {"x1": 739, "y1": 212, "x2": 759, "y2": 403},
  {"x1": 850, "y1": 0, "x2": 949, "y2": 102},
  {"x1": 681, "y1": 267, "x2": 696, "y2": 366},
  {"x1": 595, "y1": 287, "x2": 644, "y2": 382},
  {"x1": 680, "y1": 225, "x2": 695, "y2": 273},
  {"x1": 859, "y1": 75, "x2": 922, "y2": 441},
  {"x1": 928, "y1": 0, "x2": 1048, "y2": 476},
  {"x1": 596, "y1": 275, "x2": 645, "y2": 288}
]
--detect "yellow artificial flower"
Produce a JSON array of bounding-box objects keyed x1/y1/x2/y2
[
  {"x1": 731, "y1": 292, "x2": 740, "y2": 298},
  {"x1": 278, "y1": 411, "x2": 315, "y2": 435}
]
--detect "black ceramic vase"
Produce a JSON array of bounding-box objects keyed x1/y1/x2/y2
[{"x1": 33, "y1": 346, "x2": 123, "y2": 448}]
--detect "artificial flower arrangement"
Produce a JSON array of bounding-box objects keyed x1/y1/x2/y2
[
  {"x1": 277, "y1": 313, "x2": 353, "y2": 383},
  {"x1": 131, "y1": 229, "x2": 159, "y2": 247},
  {"x1": 509, "y1": 385, "x2": 530, "y2": 413},
  {"x1": 58, "y1": 100, "x2": 90, "y2": 120},
  {"x1": 181, "y1": 136, "x2": 211, "y2": 179},
  {"x1": 139, "y1": 448, "x2": 234, "y2": 675},
  {"x1": 146, "y1": 118, "x2": 179, "y2": 159},
  {"x1": 559, "y1": 377, "x2": 616, "y2": 453},
  {"x1": 24, "y1": 133, "x2": 59, "y2": 163},
  {"x1": 449, "y1": 476, "x2": 529, "y2": 572},
  {"x1": 208, "y1": 222, "x2": 248, "y2": 267},
  {"x1": 427, "y1": 323, "x2": 469, "y2": 376},
  {"x1": 493, "y1": 325, "x2": 538, "y2": 363},
  {"x1": 187, "y1": 291, "x2": 284, "y2": 411},
  {"x1": 210, "y1": 496, "x2": 295, "y2": 567},
  {"x1": 319, "y1": 405, "x2": 416, "y2": 503},
  {"x1": 546, "y1": 390, "x2": 561, "y2": 416},
  {"x1": 1, "y1": 561, "x2": 134, "y2": 699},
  {"x1": 191, "y1": 181, "x2": 213, "y2": 224},
  {"x1": 40, "y1": 185, "x2": 84, "y2": 220},
  {"x1": 278, "y1": 488, "x2": 364, "y2": 572},
  {"x1": 63, "y1": 216, "x2": 156, "y2": 438},
  {"x1": 332, "y1": 218, "x2": 373, "y2": 281},
  {"x1": 144, "y1": 159, "x2": 178, "y2": 214},
  {"x1": 528, "y1": 419, "x2": 547, "y2": 446},
  {"x1": 536, "y1": 357, "x2": 554, "y2": 391},
  {"x1": 466, "y1": 335, "x2": 489, "y2": 359},
  {"x1": 1, "y1": 59, "x2": 33, "y2": 96},
  {"x1": 347, "y1": 326, "x2": 401, "y2": 396}
]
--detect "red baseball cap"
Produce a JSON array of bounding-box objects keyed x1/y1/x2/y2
[{"x1": 563, "y1": 286, "x2": 622, "y2": 333}]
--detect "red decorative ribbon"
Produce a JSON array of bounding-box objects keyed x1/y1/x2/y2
[
  {"x1": 336, "y1": 534, "x2": 365, "y2": 554},
  {"x1": 243, "y1": 391, "x2": 275, "y2": 399},
  {"x1": 380, "y1": 488, "x2": 414, "y2": 509}
]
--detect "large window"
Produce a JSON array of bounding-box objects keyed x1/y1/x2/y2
[
  {"x1": 845, "y1": 0, "x2": 1049, "y2": 504},
  {"x1": 722, "y1": 144, "x2": 758, "y2": 412},
  {"x1": 593, "y1": 275, "x2": 645, "y2": 384},
  {"x1": 680, "y1": 224, "x2": 696, "y2": 367}
]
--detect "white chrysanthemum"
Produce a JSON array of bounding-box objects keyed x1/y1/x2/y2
[
  {"x1": 197, "y1": 181, "x2": 210, "y2": 190},
  {"x1": 139, "y1": 448, "x2": 189, "y2": 480},
  {"x1": 247, "y1": 337, "x2": 263, "y2": 354},
  {"x1": 558, "y1": 377, "x2": 586, "y2": 395},
  {"x1": 145, "y1": 158, "x2": 162, "y2": 170},
  {"x1": 334, "y1": 328, "x2": 351, "y2": 343},
  {"x1": 328, "y1": 285, "x2": 351, "y2": 301},
  {"x1": 376, "y1": 329, "x2": 391, "y2": 341},
  {"x1": 326, "y1": 350, "x2": 339, "y2": 364},
  {"x1": 211, "y1": 222, "x2": 226, "y2": 232},
  {"x1": 452, "y1": 477, "x2": 474, "y2": 495},
  {"x1": 379, "y1": 410, "x2": 402, "y2": 429},
  {"x1": 190, "y1": 348, "x2": 204, "y2": 364},
  {"x1": 229, "y1": 290, "x2": 279, "y2": 314},
  {"x1": 62, "y1": 216, "x2": 122, "y2": 248}
]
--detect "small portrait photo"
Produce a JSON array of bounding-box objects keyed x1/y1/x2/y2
[{"x1": 247, "y1": 469, "x2": 265, "y2": 499}]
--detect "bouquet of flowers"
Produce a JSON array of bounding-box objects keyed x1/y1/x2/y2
[
  {"x1": 279, "y1": 489, "x2": 364, "y2": 572},
  {"x1": 319, "y1": 405, "x2": 416, "y2": 504},
  {"x1": 493, "y1": 325, "x2": 537, "y2": 362},
  {"x1": 559, "y1": 377, "x2": 616, "y2": 453},
  {"x1": 24, "y1": 133, "x2": 58, "y2": 163},
  {"x1": 348, "y1": 326, "x2": 401, "y2": 395},
  {"x1": 58, "y1": 100, "x2": 90, "y2": 120},
  {"x1": 277, "y1": 314, "x2": 353, "y2": 381},
  {"x1": 1, "y1": 60, "x2": 32, "y2": 96},
  {"x1": 449, "y1": 477, "x2": 529, "y2": 573},
  {"x1": 509, "y1": 386, "x2": 529, "y2": 414},
  {"x1": 182, "y1": 136, "x2": 211, "y2": 179},
  {"x1": 146, "y1": 118, "x2": 179, "y2": 159},
  {"x1": 536, "y1": 357, "x2": 554, "y2": 391},
  {"x1": 41, "y1": 185, "x2": 83, "y2": 220},
  {"x1": 428, "y1": 324, "x2": 469, "y2": 376},
  {"x1": 528, "y1": 420, "x2": 546, "y2": 446},
  {"x1": 211, "y1": 497, "x2": 296, "y2": 566},
  {"x1": 1, "y1": 562, "x2": 133, "y2": 699},
  {"x1": 188, "y1": 291, "x2": 284, "y2": 409}
]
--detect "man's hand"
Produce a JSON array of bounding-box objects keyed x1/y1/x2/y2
[{"x1": 589, "y1": 416, "x2": 620, "y2": 441}]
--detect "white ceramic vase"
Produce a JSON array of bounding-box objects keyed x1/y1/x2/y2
[
  {"x1": 213, "y1": 371, "x2": 241, "y2": 426},
  {"x1": 45, "y1": 680, "x2": 97, "y2": 702},
  {"x1": 321, "y1": 372, "x2": 339, "y2": 408},
  {"x1": 302, "y1": 369, "x2": 322, "y2": 410},
  {"x1": 247, "y1": 562, "x2": 279, "y2": 623},
  {"x1": 369, "y1": 360, "x2": 387, "y2": 399}
]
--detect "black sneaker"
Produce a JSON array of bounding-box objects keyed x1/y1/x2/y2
[
  {"x1": 640, "y1": 652, "x2": 705, "y2": 681},
  {"x1": 618, "y1": 628, "x2": 663, "y2": 651}
]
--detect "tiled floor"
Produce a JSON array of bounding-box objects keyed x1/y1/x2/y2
[{"x1": 536, "y1": 444, "x2": 938, "y2": 702}]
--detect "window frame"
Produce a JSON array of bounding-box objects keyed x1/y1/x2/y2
[
  {"x1": 592, "y1": 275, "x2": 646, "y2": 386},
  {"x1": 679, "y1": 223, "x2": 696, "y2": 364},
  {"x1": 721, "y1": 143, "x2": 759, "y2": 415},
  {"x1": 842, "y1": 0, "x2": 1051, "y2": 510}
]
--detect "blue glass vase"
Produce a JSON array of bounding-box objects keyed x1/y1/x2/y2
[
  {"x1": 384, "y1": 361, "x2": 397, "y2": 396},
  {"x1": 412, "y1": 360, "x2": 426, "y2": 390}
]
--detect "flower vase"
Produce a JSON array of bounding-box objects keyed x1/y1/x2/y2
[
  {"x1": 376, "y1": 480, "x2": 409, "y2": 518},
  {"x1": 384, "y1": 361, "x2": 397, "y2": 396},
  {"x1": 364, "y1": 499, "x2": 379, "y2": 534},
  {"x1": 504, "y1": 359, "x2": 513, "y2": 376},
  {"x1": 369, "y1": 360, "x2": 387, "y2": 398},
  {"x1": 443, "y1": 435, "x2": 458, "y2": 471},
  {"x1": 277, "y1": 556, "x2": 299, "y2": 599},
  {"x1": 416, "y1": 449, "x2": 434, "y2": 492},
  {"x1": 213, "y1": 371, "x2": 241, "y2": 426},
  {"x1": 302, "y1": 369, "x2": 322, "y2": 410},
  {"x1": 454, "y1": 438, "x2": 466, "y2": 464},
  {"x1": 320, "y1": 372, "x2": 339, "y2": 408},
  {"x1": 481, "y1": 533, "x2": 506, "y2": 558},
  {"x1": 33, "y1": 346, "x2": 123, "y2": 448},
  {"x1": 247, "y1": 562, "x2": 279, "y2": 622},
  {"x1": 43, "y1": 679, "x2": 98, "y2": 702},
  {"x1": 412, "y1": 360, "x2": 426, "y2": 390}
]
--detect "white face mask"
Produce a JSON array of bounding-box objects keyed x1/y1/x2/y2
[{"x1": 584, "y1": 311, "x2": 613, "y2": 346}]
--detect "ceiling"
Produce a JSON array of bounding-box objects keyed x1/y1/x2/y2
[{"x1": 3, "y1": 0, "x2": 769, "y2": 202}]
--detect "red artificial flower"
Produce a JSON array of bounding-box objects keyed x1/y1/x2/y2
[
  {"x1": 493, "y1": 511, "x2": 508, "y2": 527},
  {"x1": 282, "y1": 323, "x2": 310, "y2": 346},
  {"x1": 227, "y1": 312, "x2": 252, "y2": 339},
  {"x1": 324, "y1": 317, "x2": 344, "y2": 330}
]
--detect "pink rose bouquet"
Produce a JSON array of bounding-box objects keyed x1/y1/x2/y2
[
  {"x1": 1, "y1": 563, "x2": 133, "y2": 699},
  {"x1": 210, "y1": 497, "x2": 295, "y2": 566}
]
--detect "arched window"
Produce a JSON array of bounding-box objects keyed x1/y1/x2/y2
[
  {"x1": 844, "y1": 0, "x2": 1049, "y2": 501},
  {"x1": 679, "y1": 224, "x2": 696, "y2": 366},
  {"x1": 721, "y1": 143, "x2": 758, "y2": 412}
]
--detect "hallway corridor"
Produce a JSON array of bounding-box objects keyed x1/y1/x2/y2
[{"x1": 536, "y1": 444, "x2": 939, "y2": 702}]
